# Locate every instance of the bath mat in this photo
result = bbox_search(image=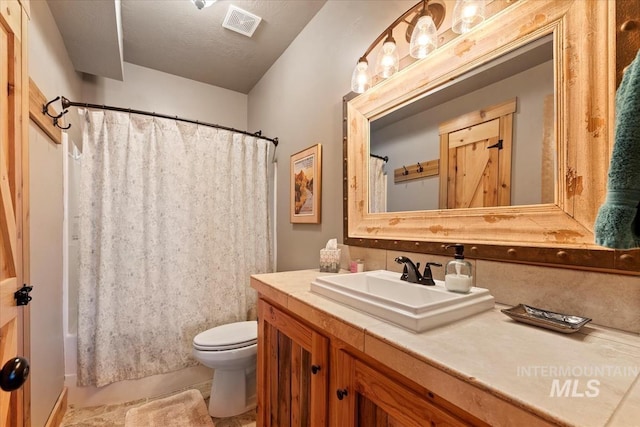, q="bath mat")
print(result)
[124,389,214,427]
